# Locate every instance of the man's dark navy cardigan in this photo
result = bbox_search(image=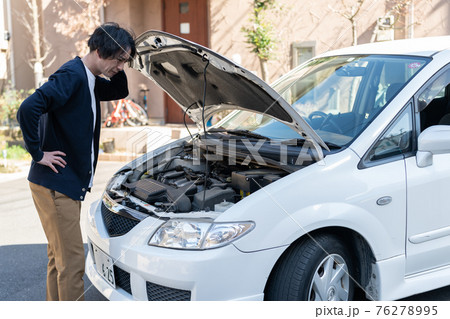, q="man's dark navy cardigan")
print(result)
[17,57,129,201]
